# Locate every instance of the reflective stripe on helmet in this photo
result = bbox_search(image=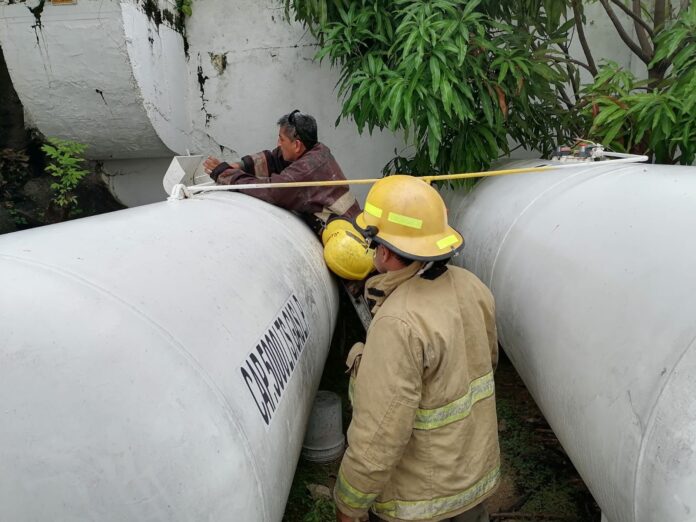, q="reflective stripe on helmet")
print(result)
[365,202,383,218]
[387,212,423,230]
[436,234,460,250]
